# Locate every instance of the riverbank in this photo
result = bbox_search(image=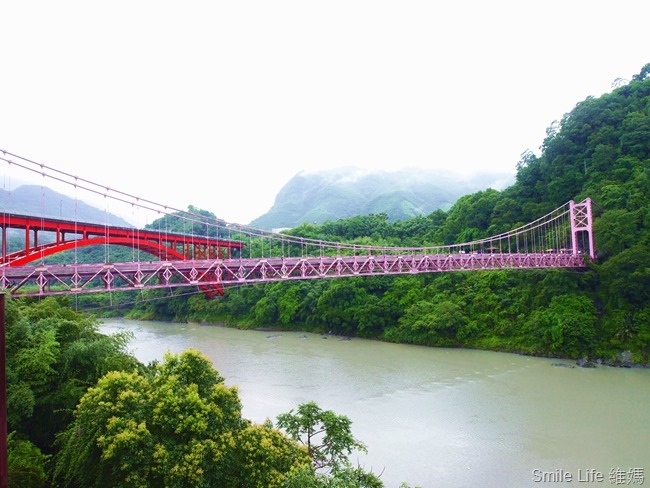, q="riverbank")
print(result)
[154,316,650,369]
